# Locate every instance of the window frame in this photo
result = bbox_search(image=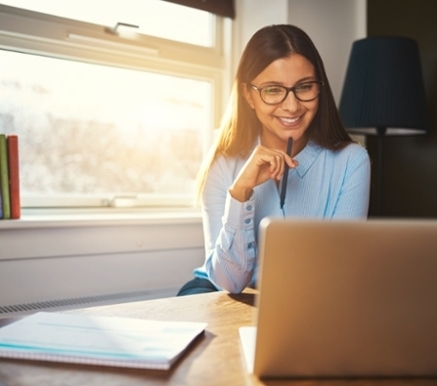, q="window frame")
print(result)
[0,4,232,210]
